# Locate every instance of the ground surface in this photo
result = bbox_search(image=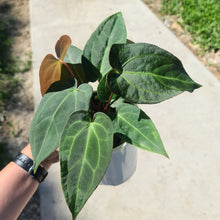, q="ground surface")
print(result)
[0,0,40,219]
[144,0,220,80]
[0,0,219,220]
